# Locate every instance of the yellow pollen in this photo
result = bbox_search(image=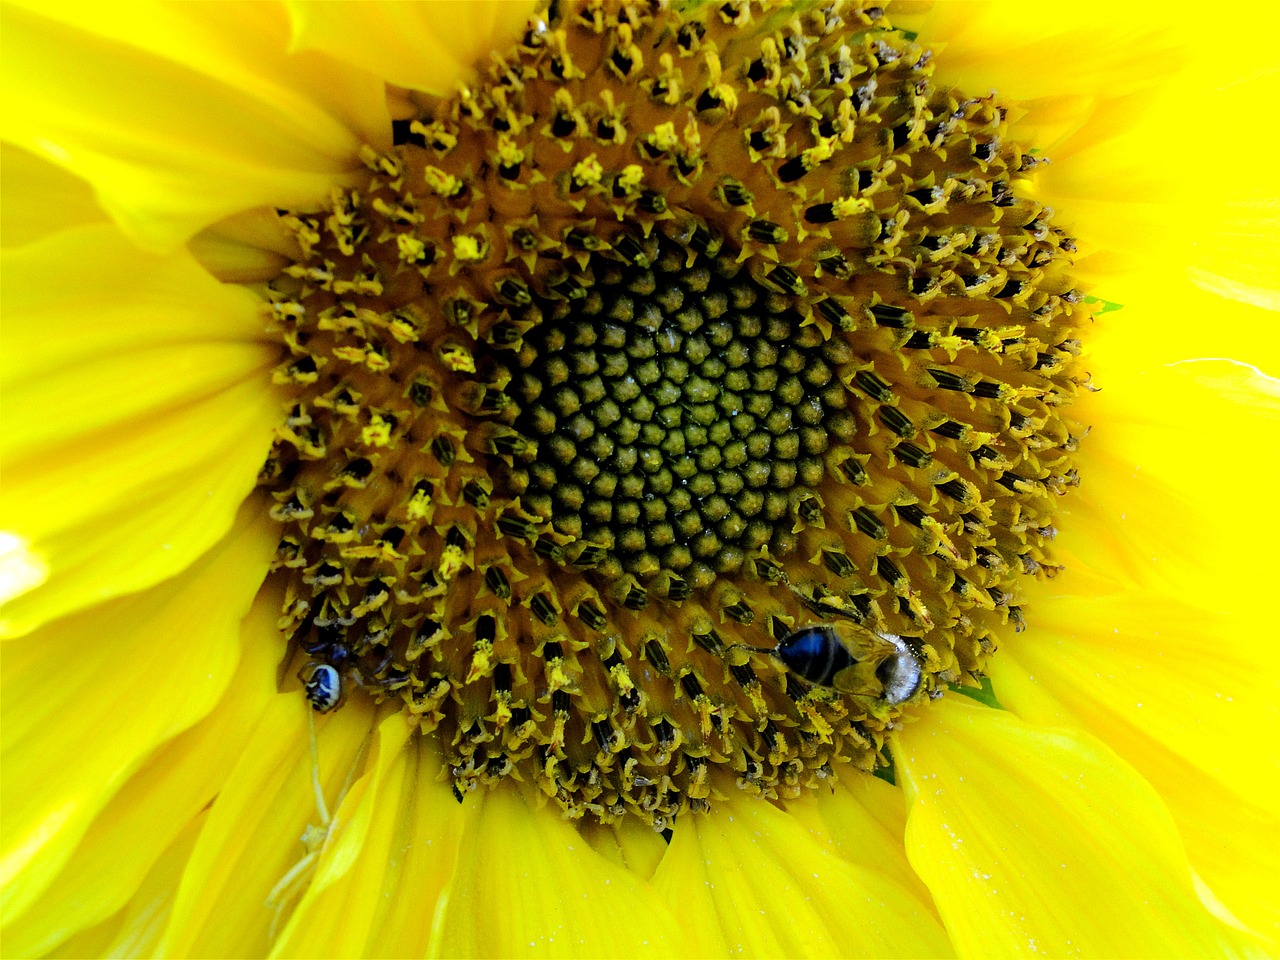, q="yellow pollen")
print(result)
[571,154,604,187]
[450,235,486,263]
